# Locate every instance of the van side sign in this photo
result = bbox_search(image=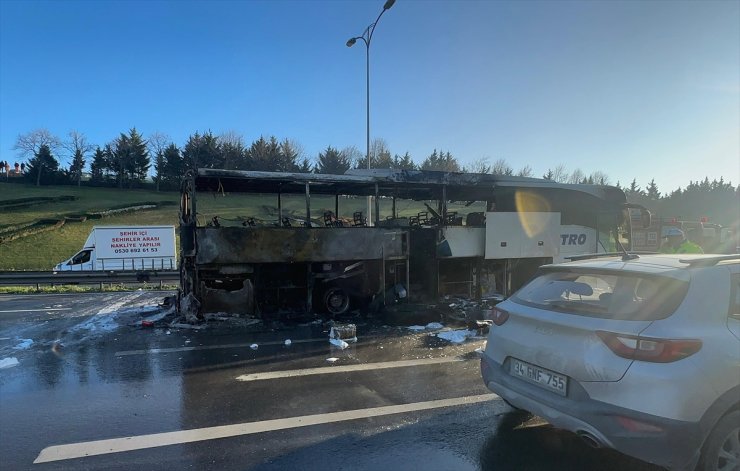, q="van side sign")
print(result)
[561,234,587,245]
